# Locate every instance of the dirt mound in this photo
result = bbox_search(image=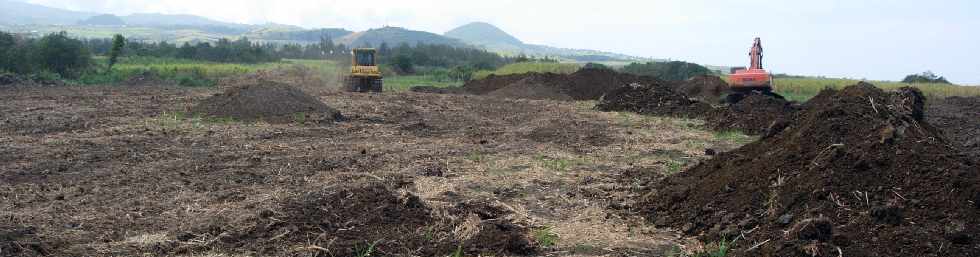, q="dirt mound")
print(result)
[171,183,536,256]
[421,68,665,101]
[675,75,730,103]
[644,83,980,257]
[486,73,573,100]
[707,93,800,135]
[595,83,712,117]
[561,68,662,100]
[927,96,980,157]
[192,80,343,123]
